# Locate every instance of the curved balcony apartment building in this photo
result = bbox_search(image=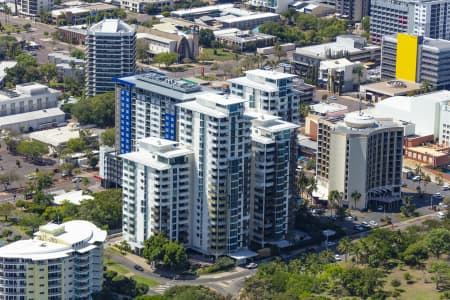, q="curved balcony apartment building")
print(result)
[86,19,136,96]
[316,113,404,210]
[0,221,106,300]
